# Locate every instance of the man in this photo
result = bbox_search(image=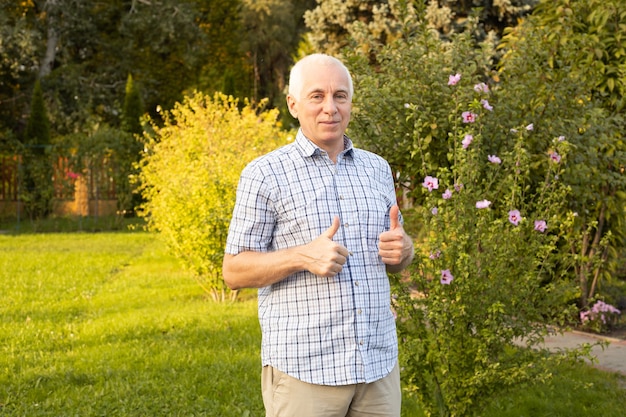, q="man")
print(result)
[223,53,414,417]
